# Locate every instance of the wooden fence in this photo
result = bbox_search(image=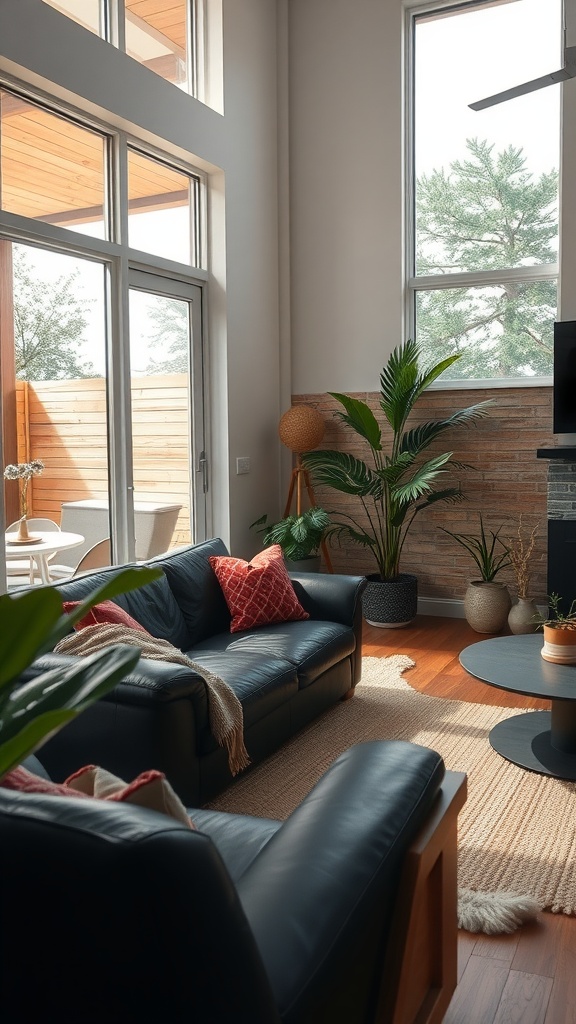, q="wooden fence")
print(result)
[15,374,192,548]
